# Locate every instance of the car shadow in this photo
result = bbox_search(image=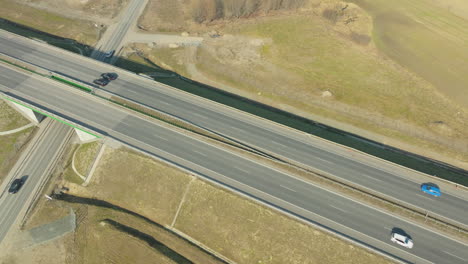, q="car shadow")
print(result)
[21,175,29,183]
[391,227,412,239]
[421,182,439,189]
